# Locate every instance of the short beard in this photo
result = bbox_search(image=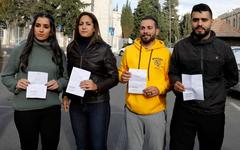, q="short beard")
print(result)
[140,35,155,45]
[192,26,211,40]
